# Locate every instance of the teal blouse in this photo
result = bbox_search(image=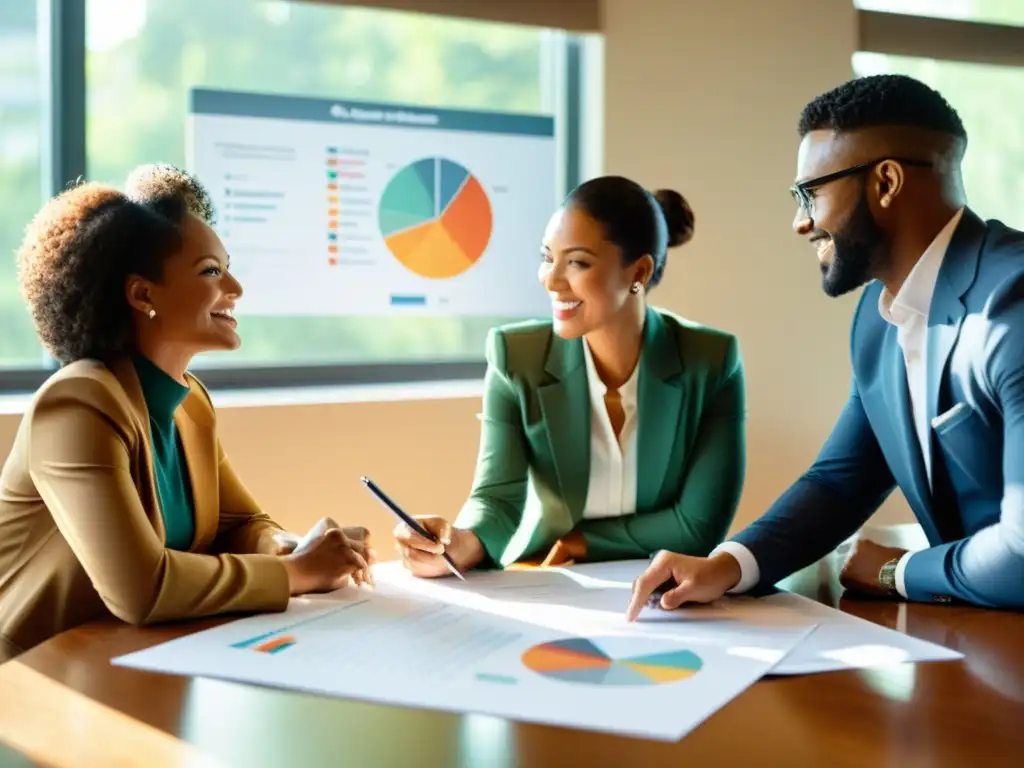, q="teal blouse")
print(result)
[132,354,196,551]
